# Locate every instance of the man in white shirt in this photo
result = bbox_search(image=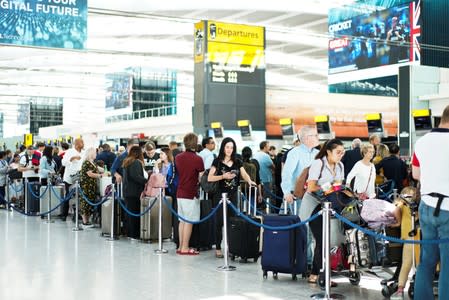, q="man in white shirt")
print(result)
[412,105,449,299]
[198,137,215,169]
[60,138,85,221]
